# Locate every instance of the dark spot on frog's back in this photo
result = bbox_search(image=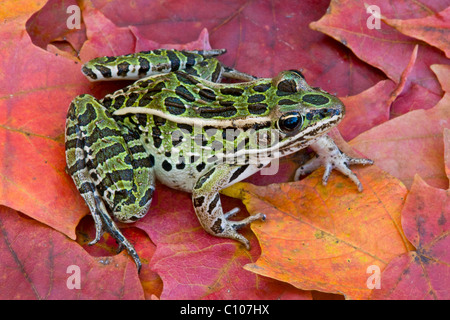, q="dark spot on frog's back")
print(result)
[220,87,244,97]
[278,99,297,105]
[253,83,271,92]
[102,96,113,108]
[164,97,186,115]
[136,114,147,127]
[302,94,330,105]
[175,71,200,85]
[102,56,116,63]
[138,79,154,88]
[175,85,195,102]
[248,103,268,115]
[110,169,134,184]
[247,94,266,103]
[219,100,235,107]
[147,81,166,95]
[199,106,237,118]
[93,142,126,166]
[67,102,77,120]
[138,92,153,106]
[199,88,217,102]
